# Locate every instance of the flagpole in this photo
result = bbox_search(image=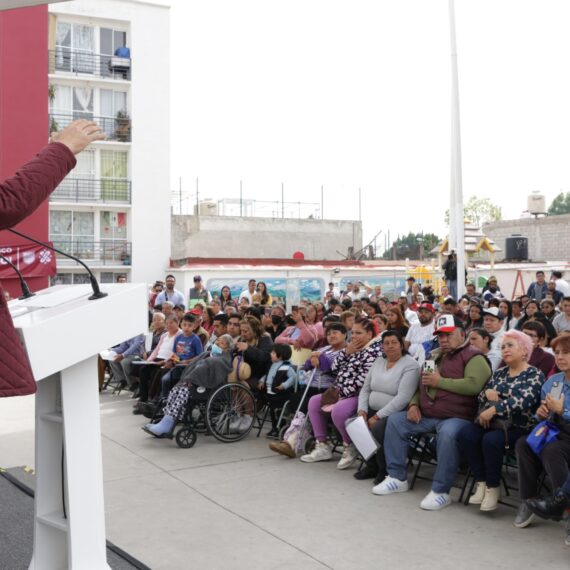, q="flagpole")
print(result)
[449,0,465,298]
